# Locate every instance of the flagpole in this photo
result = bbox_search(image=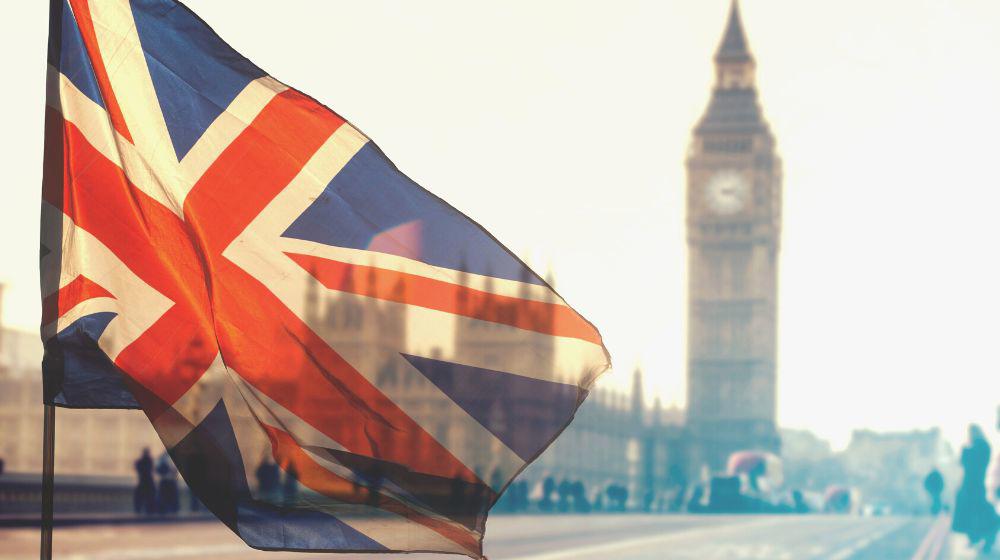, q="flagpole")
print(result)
[40,403,55,560]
